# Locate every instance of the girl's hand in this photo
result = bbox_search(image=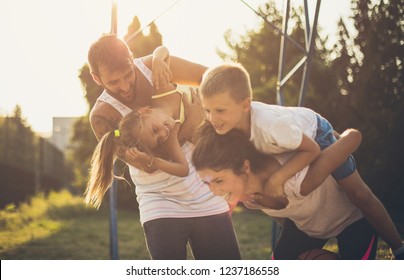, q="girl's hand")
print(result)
[125,147,153,167]
[152,56,172,90]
